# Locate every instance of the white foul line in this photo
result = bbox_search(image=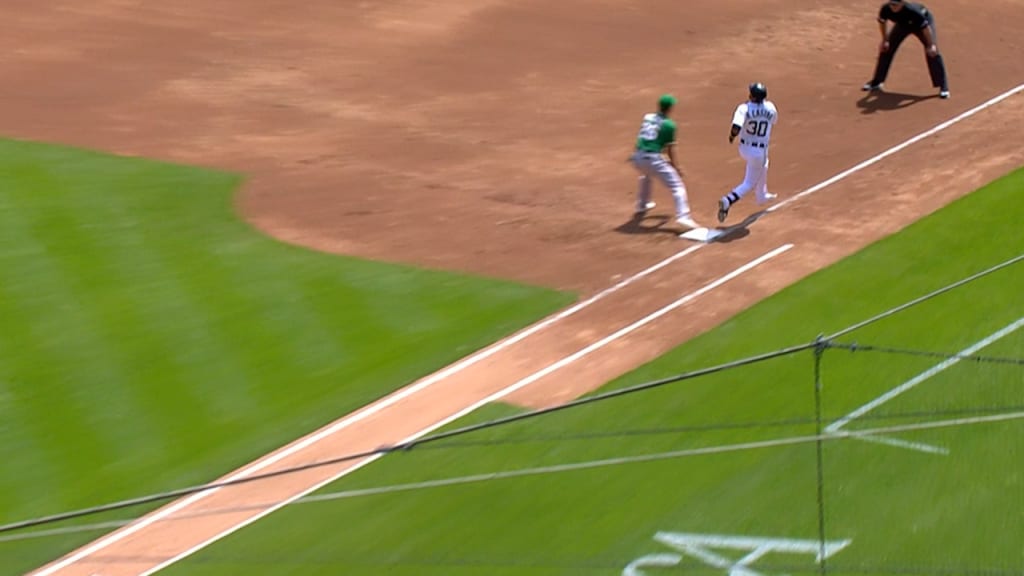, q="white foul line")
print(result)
[30,242,701,576]
[12,408,1024,546]
[848,433,948,455]
[293,410,1024,504]
[415,244,792,422]
[133,244,792,576]
[767,83,1024,213]
[36,82,1024,574]
[825,316,1024,453]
